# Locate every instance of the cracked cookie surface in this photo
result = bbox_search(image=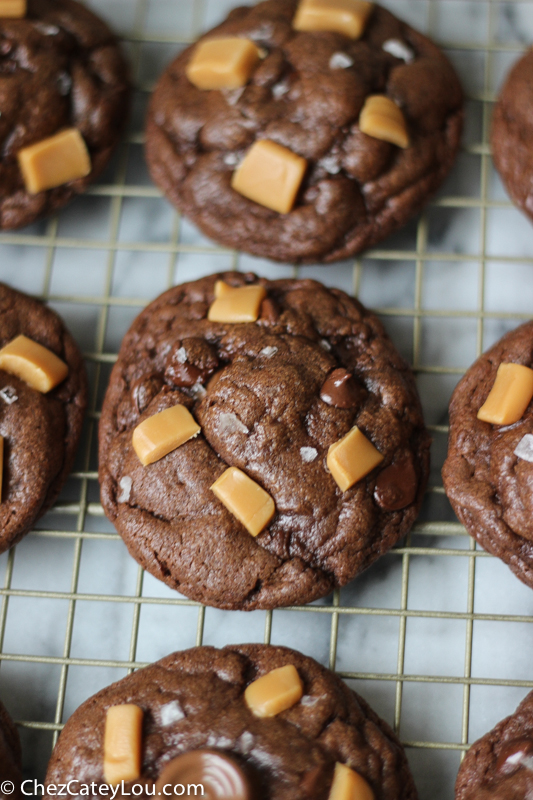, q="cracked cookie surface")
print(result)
[0,283,87,551]
[492,50,533,228]
[455,690,533,800]
[98,273,430,610]
[145,0,463,264]
[0,0,130,230]
[45,644,418,800]
[443,322,533,591]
